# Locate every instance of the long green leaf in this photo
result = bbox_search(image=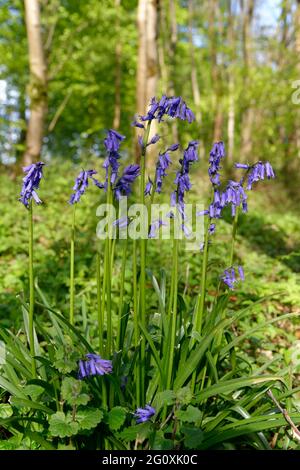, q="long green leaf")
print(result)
[195,375,284,402]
